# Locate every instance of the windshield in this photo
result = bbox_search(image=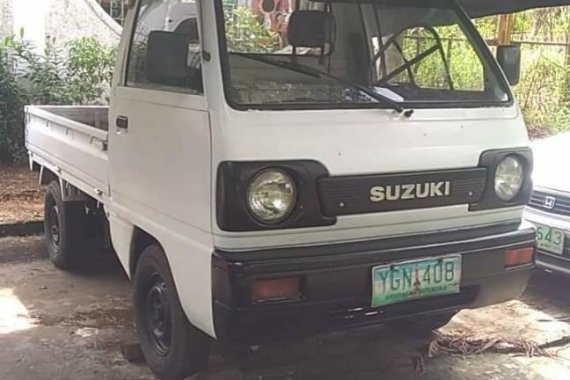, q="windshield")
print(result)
[216,0,510,110]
